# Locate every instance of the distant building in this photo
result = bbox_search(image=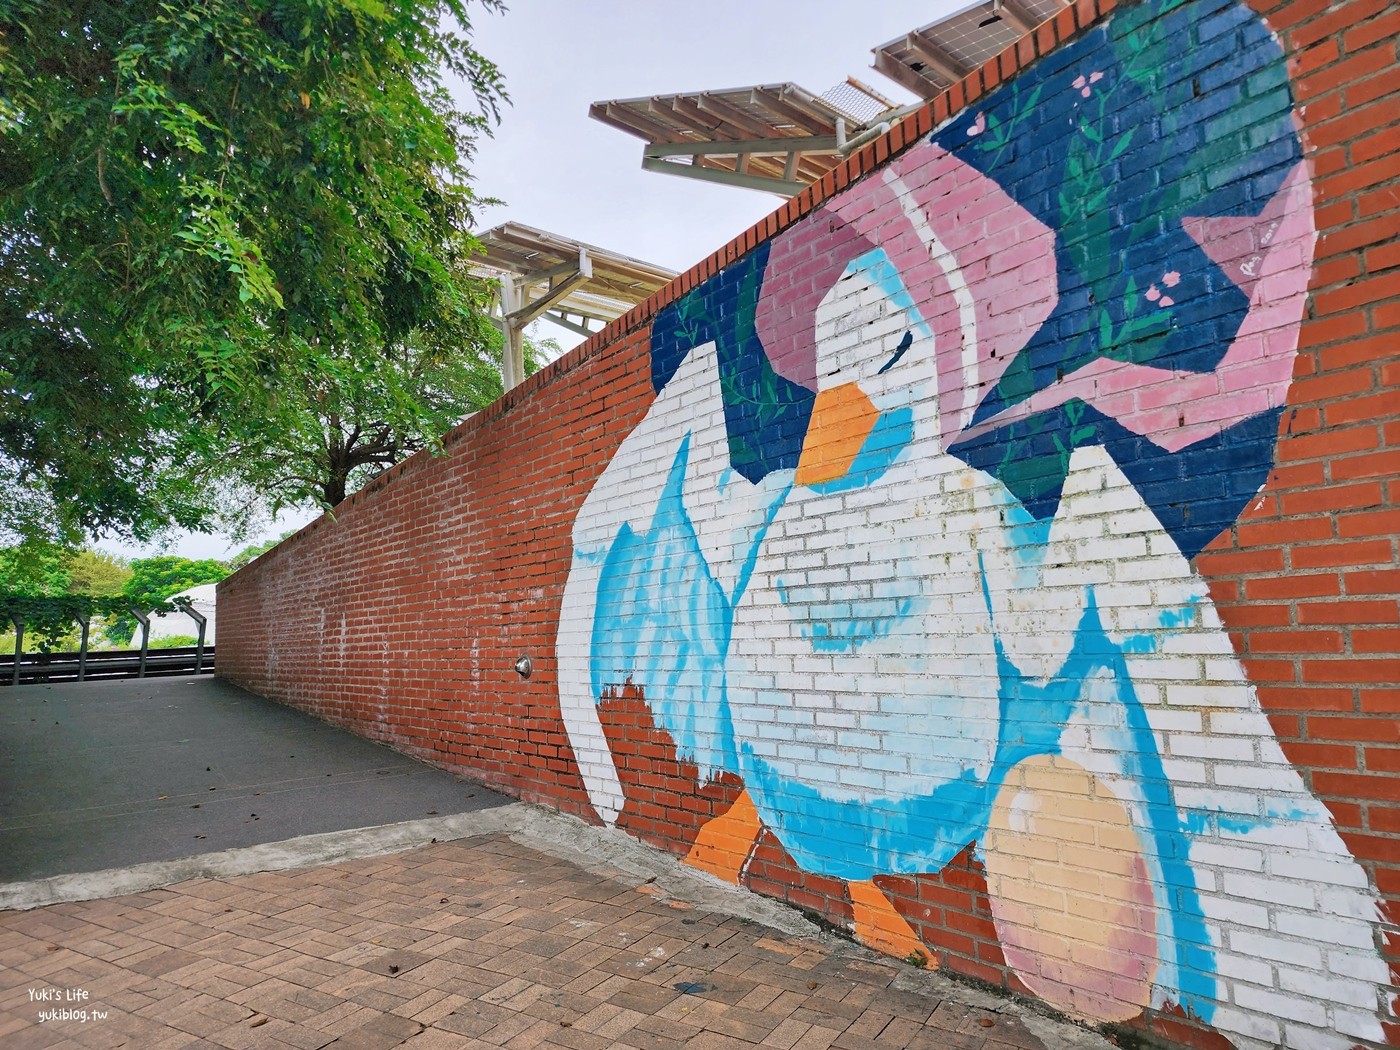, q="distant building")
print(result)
[132,583,217,646]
